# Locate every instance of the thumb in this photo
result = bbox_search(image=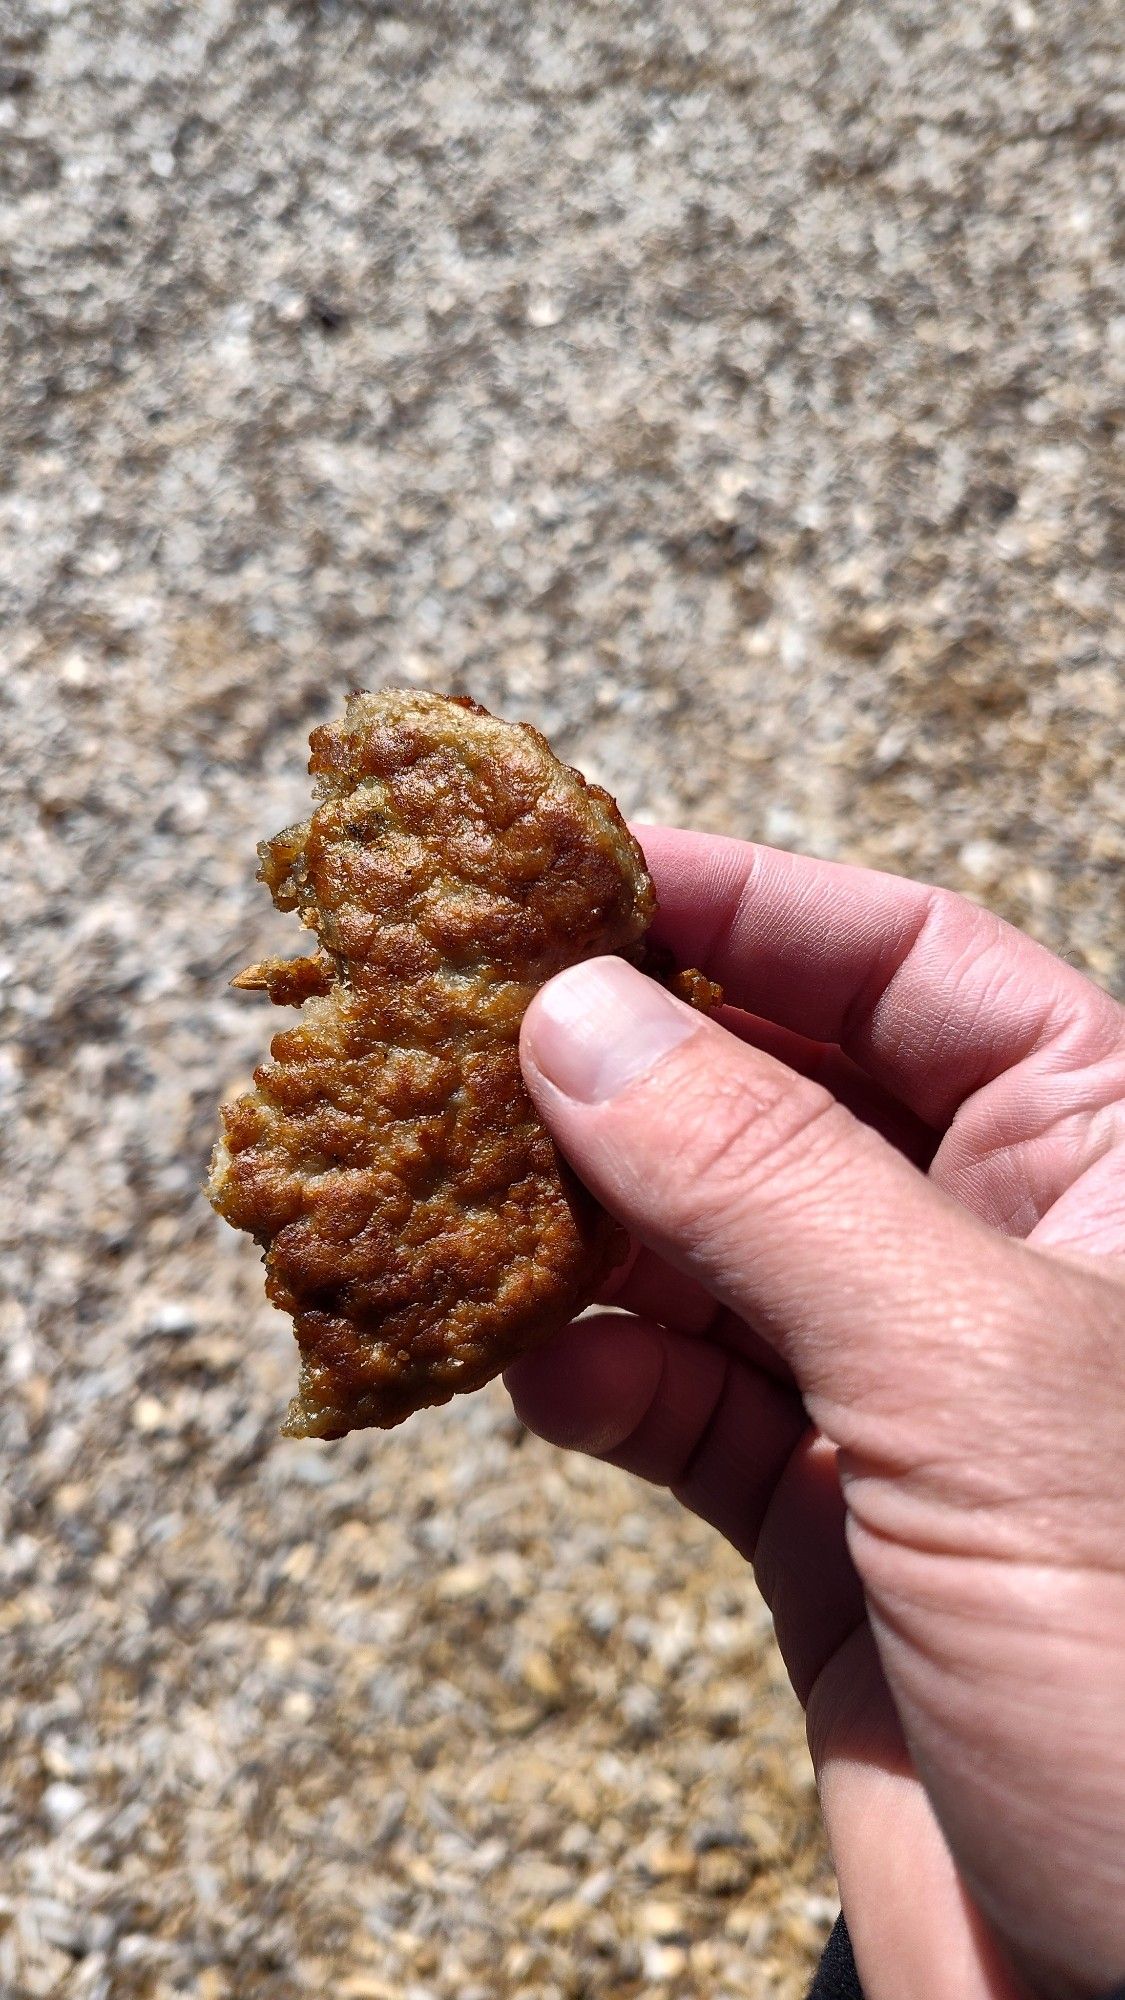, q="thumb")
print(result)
[520,955,1064,1480]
